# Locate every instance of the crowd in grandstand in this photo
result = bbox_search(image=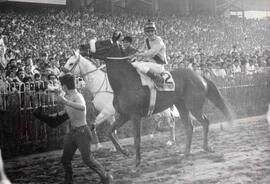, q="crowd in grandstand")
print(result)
[0,7,269,94]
